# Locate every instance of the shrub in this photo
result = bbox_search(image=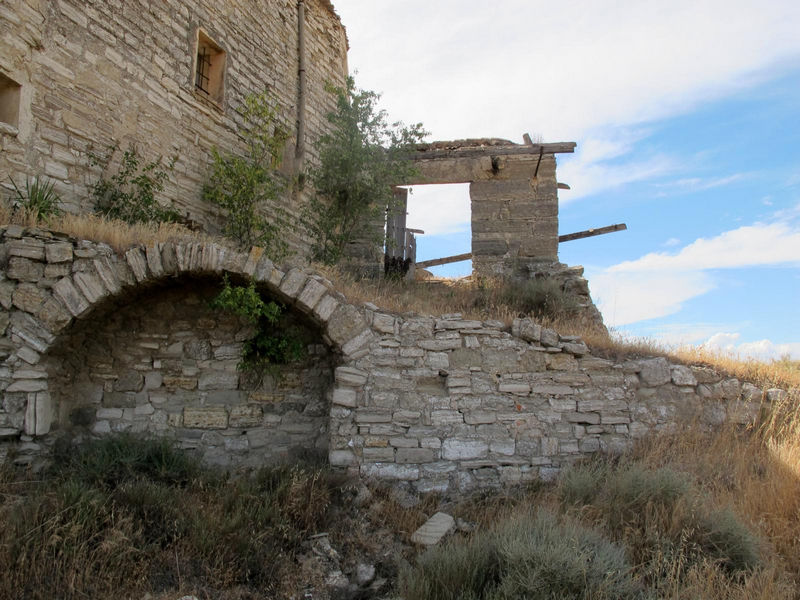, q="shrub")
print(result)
[399,508,642,600]
[50,433,200,488]
[307,76,426,266]
[89,144,179,224]
[210,276,306,376]
[499,277,577,319]
[8,176,62,220]
[203,90,290,259]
